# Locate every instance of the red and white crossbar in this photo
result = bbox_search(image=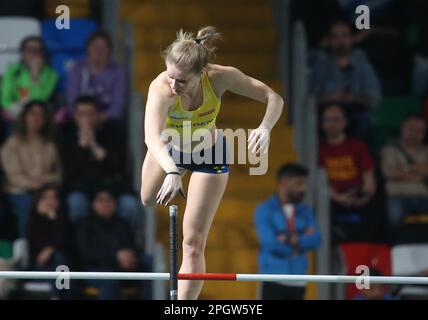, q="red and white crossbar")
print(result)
[0,272,428,285]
